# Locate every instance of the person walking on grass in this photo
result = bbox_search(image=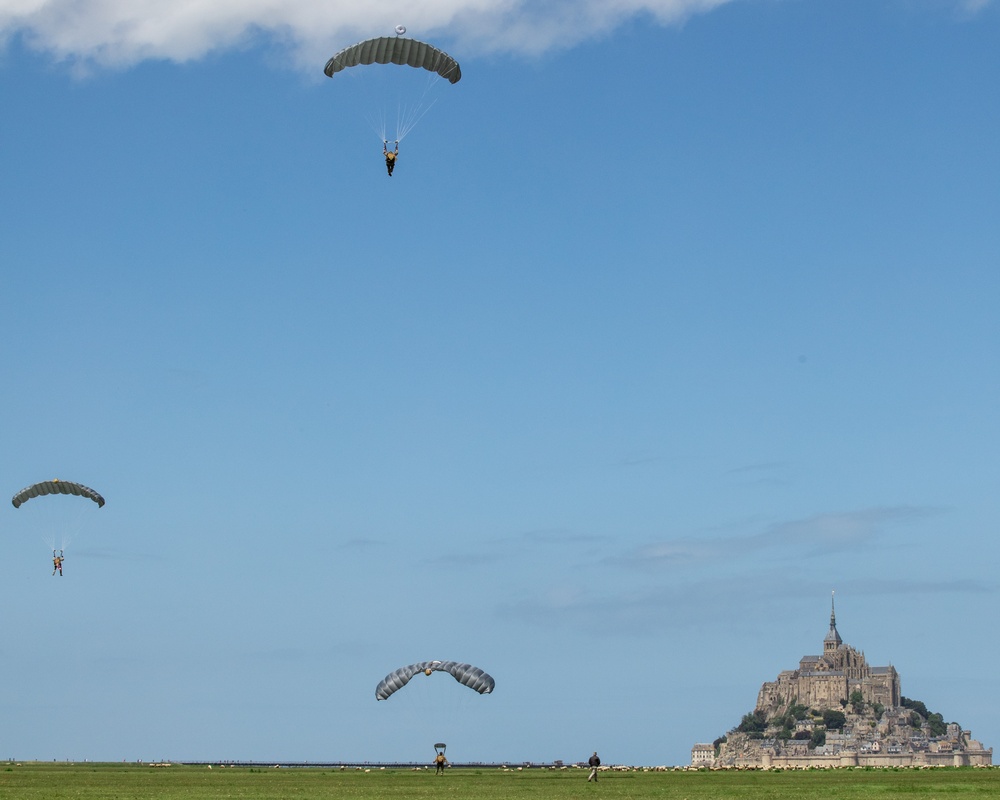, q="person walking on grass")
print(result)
[587,751,600,782]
